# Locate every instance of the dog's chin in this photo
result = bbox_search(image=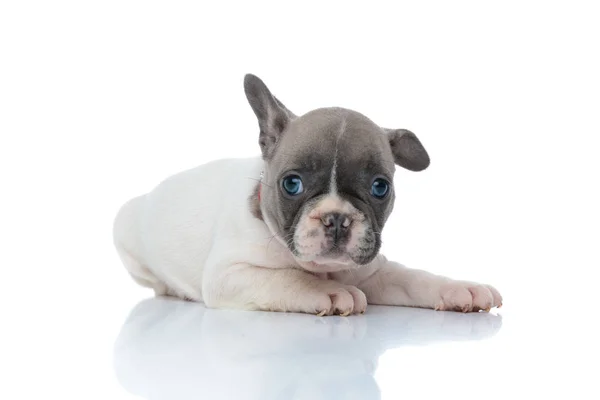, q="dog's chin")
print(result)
[295,254,356,273]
